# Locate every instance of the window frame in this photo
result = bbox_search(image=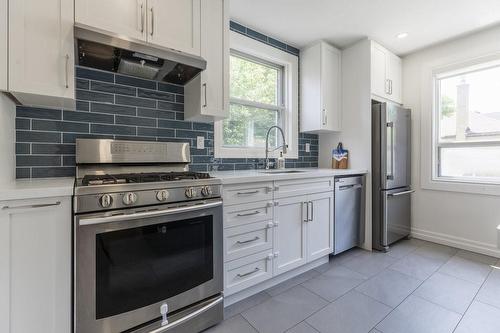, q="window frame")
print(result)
[214,31,299,159]
[420,53,500,195]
